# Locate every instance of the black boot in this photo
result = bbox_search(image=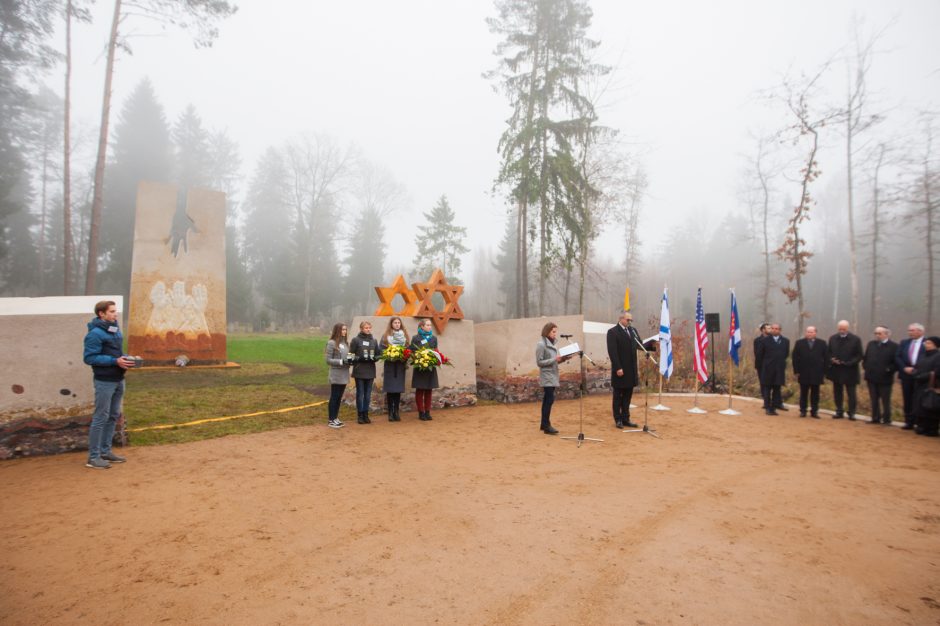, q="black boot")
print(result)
[388,402,394,421]
[357,412,367,424]
[364,411,372,424]
[425,410,433,421]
